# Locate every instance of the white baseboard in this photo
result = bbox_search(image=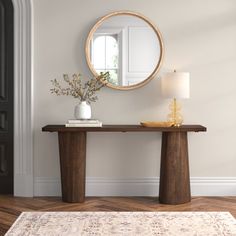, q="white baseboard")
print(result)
[34,177,236,197]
